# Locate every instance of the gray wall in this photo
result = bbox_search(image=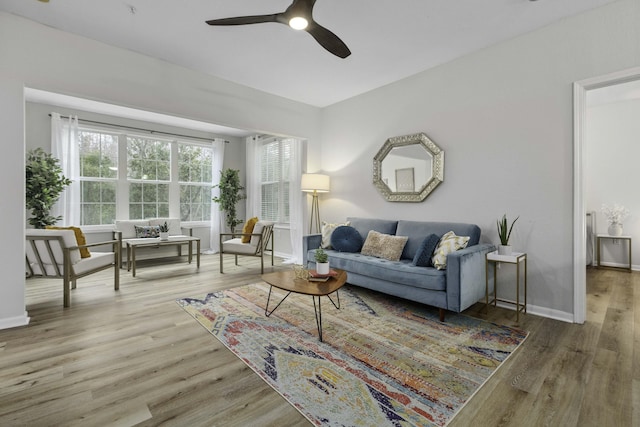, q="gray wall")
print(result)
[319,0,640,321]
